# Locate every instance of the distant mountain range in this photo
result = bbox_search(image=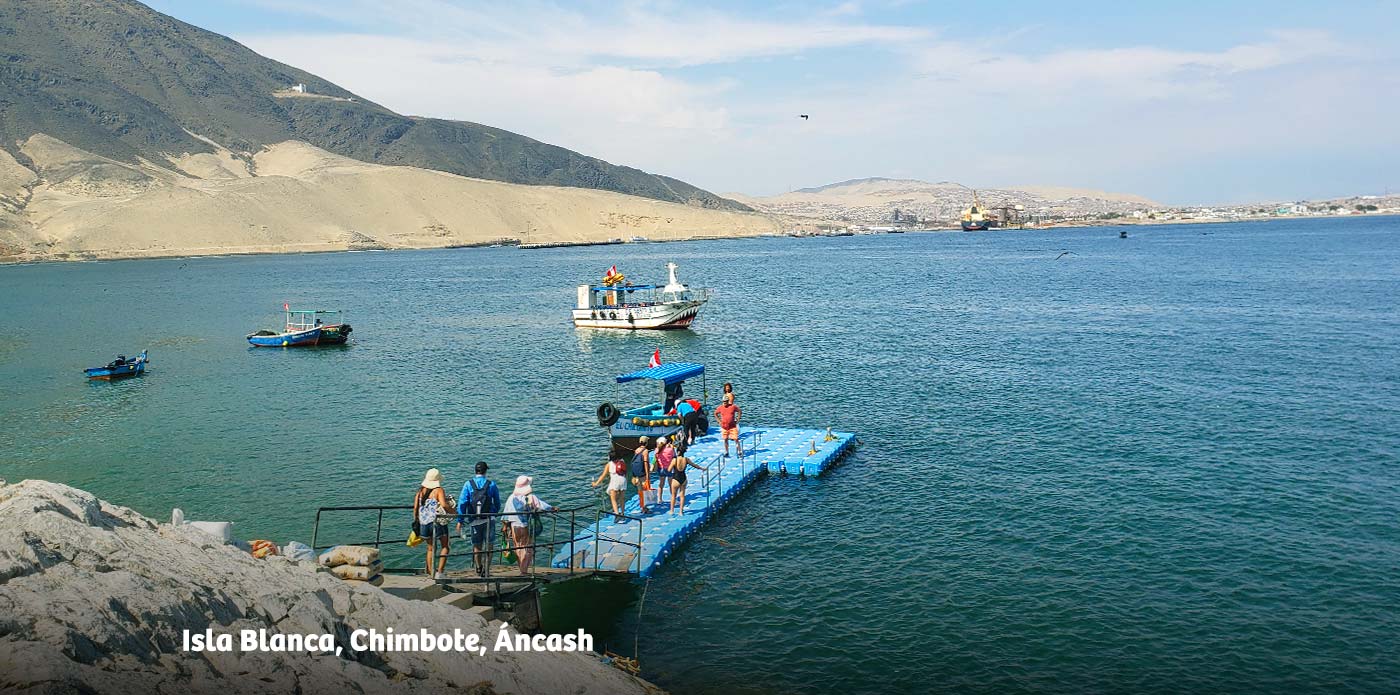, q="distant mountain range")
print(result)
[727,177,1159,223]
[0,0,745,211]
